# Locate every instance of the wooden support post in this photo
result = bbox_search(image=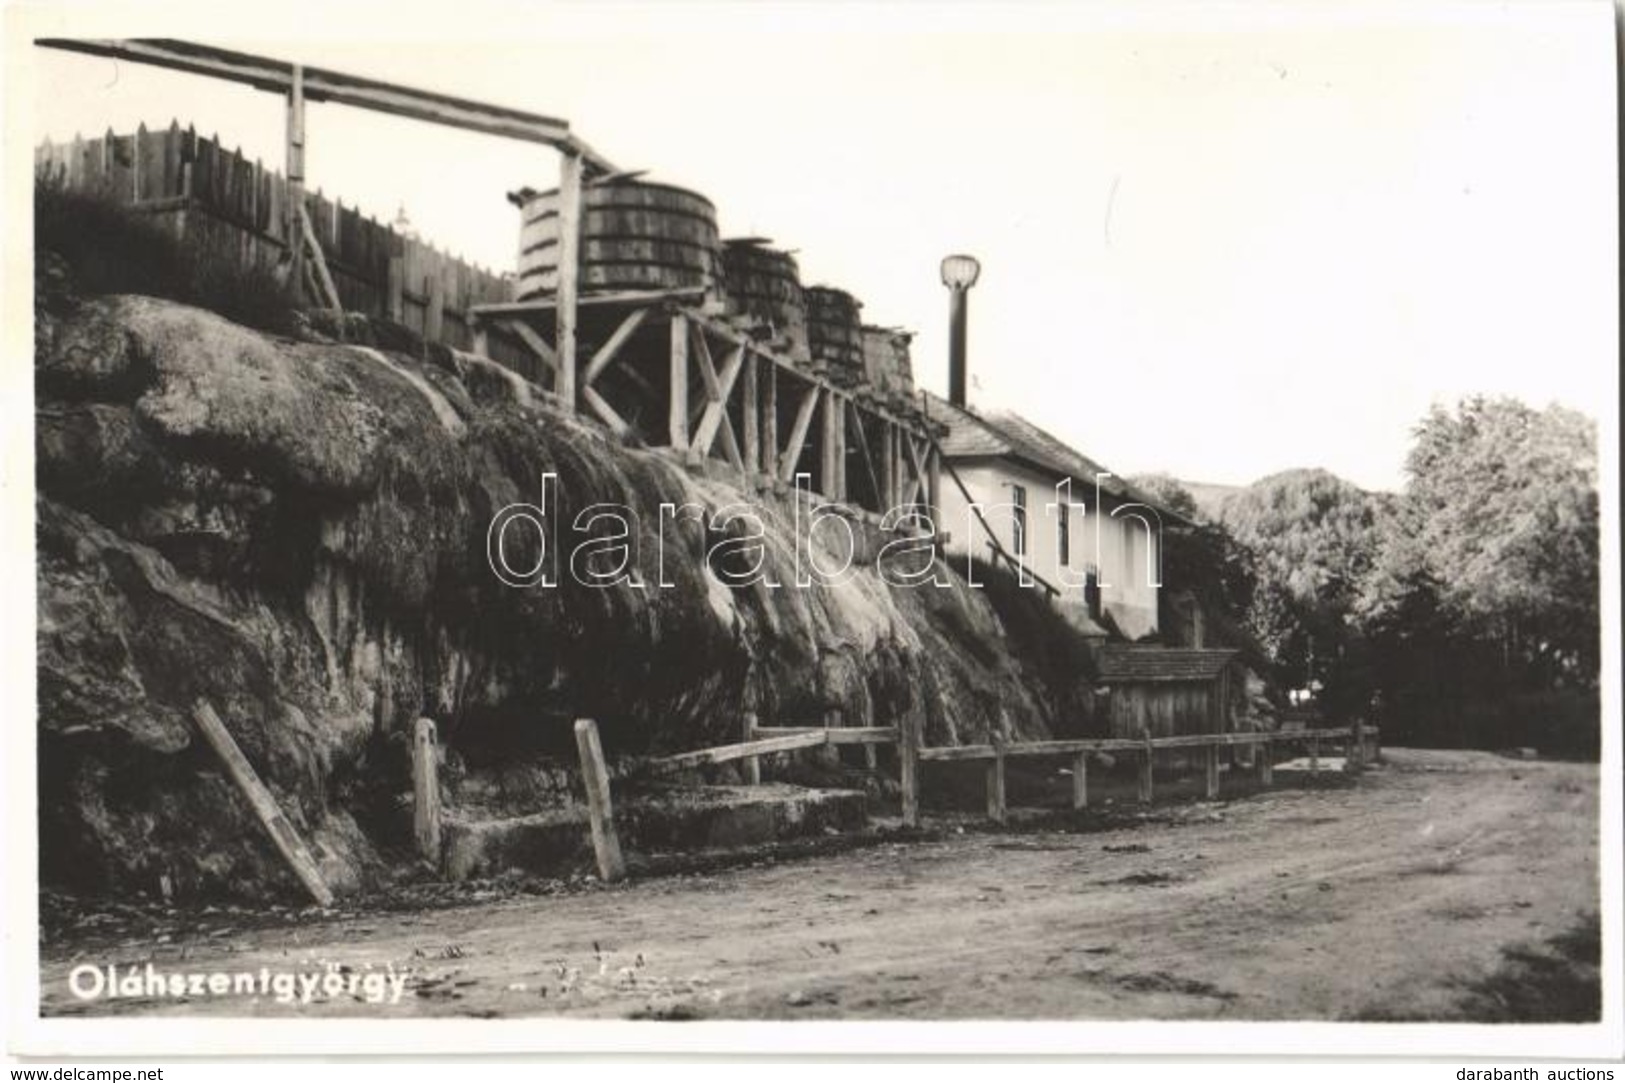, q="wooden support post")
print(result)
[190,701,334,906]
[1204,742,1221,799]
[901,711,921,828]
[863,742,878,771]
[986,747,1007,825]
[573,718,626,882]
[1259,738,1274,786]
[927,444,943,531]
[669,313,689,447]
[554,150,583,415]
[821,389,841,500]
[471,315,490,359]
[1309,735,1320,775]
[762,362,779,481]
[1350,718,1366,773]
[284,64,307,303]
[742,352,760,482]
[741,710,761,785]
[1138,727,1155,805]
[298,204,341,313]
[1072,750,1089,810]
[412,718,442,864]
